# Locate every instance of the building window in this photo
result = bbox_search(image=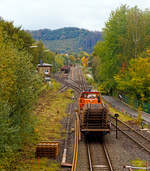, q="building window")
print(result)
[45,69,49,75]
